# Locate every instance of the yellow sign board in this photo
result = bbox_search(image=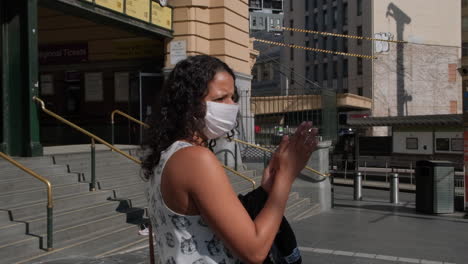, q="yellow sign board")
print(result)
[126,0,150,22]
[112,39,164,60]
[95,0,124,13]
[151,2,172,30]
[81,0,172,31]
